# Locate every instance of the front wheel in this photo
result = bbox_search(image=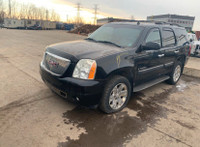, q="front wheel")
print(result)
[167,61,182,85]
[99,76,131,113]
